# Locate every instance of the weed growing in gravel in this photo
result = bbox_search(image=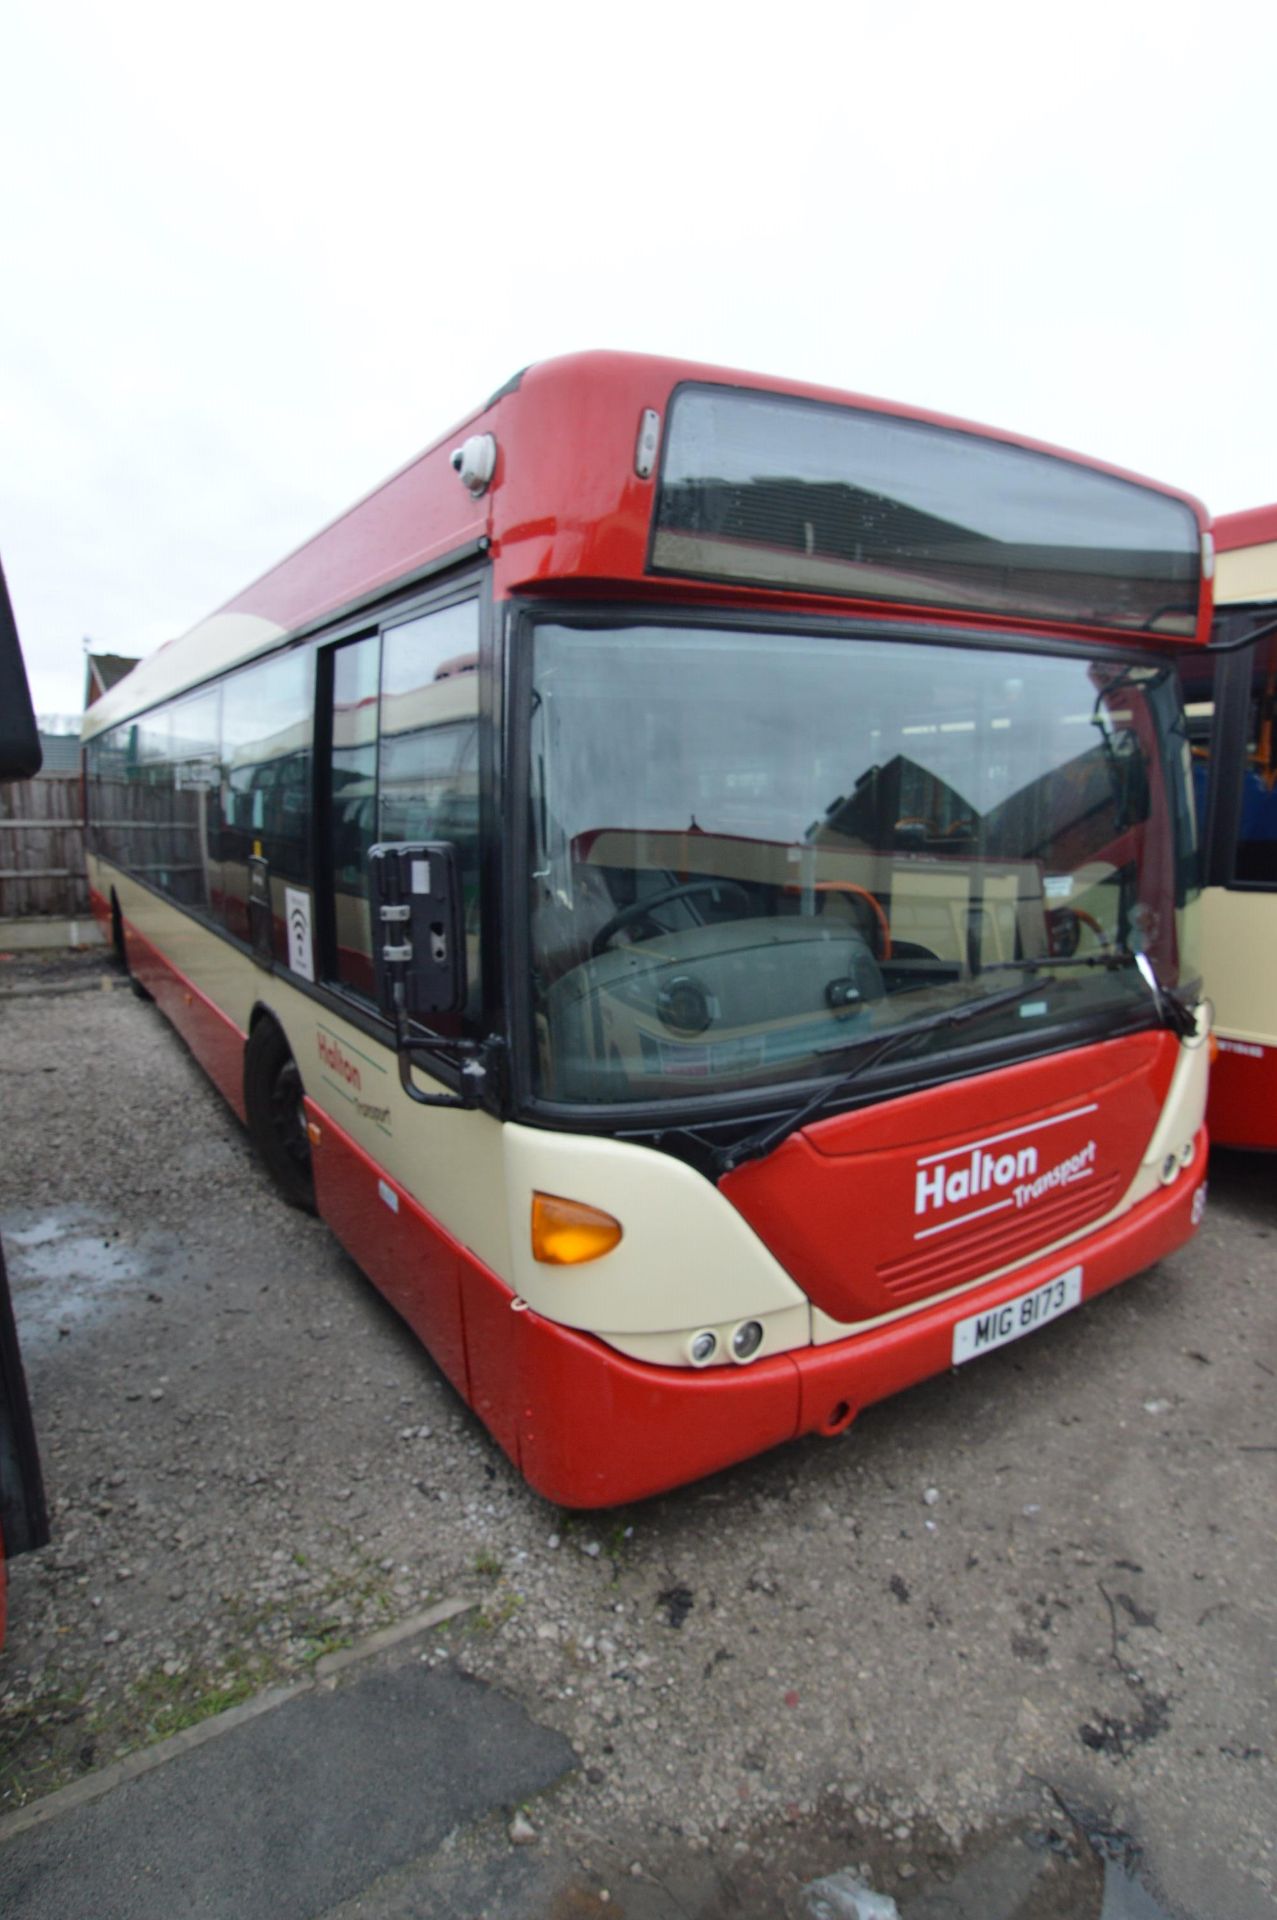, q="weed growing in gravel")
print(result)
[114,1659,266,1744]
[476,1588,524,1632]
[294,1622,353,1667]
[0,1684,89,1810]
[603,1522,635,1576]
[313,1537,397,1624]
